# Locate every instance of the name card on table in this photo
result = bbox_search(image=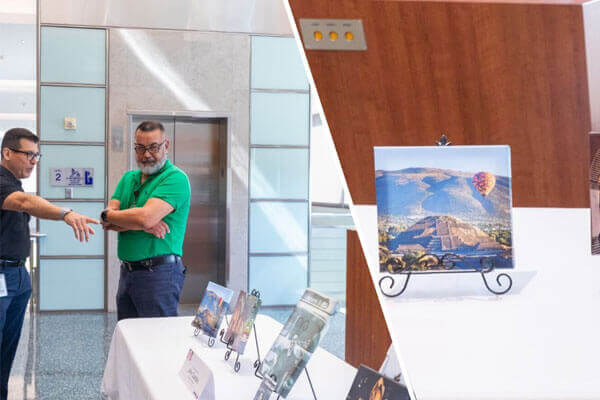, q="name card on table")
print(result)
[179,349,215,400]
